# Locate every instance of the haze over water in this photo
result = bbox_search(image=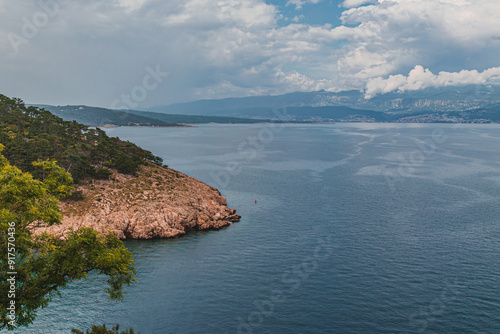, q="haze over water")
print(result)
[16,124,500,333]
